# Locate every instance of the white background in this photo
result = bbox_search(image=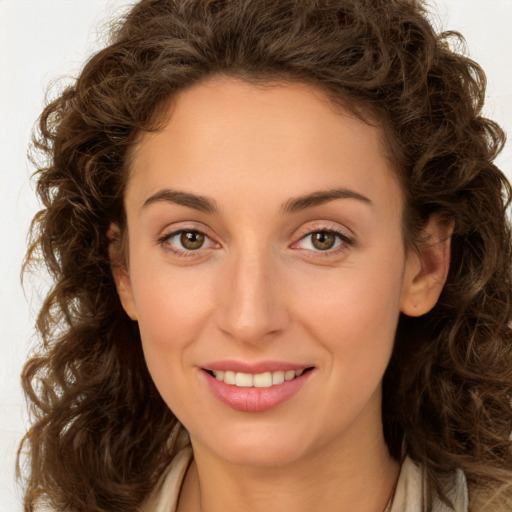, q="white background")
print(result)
[1,1,511,510]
